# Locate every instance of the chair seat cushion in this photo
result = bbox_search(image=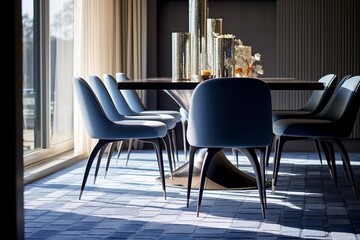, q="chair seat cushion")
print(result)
[104,120,168,140]
[140,110,182,122]
[272,110,312,122]
[124,114,177,129]
[273,118,345,138]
